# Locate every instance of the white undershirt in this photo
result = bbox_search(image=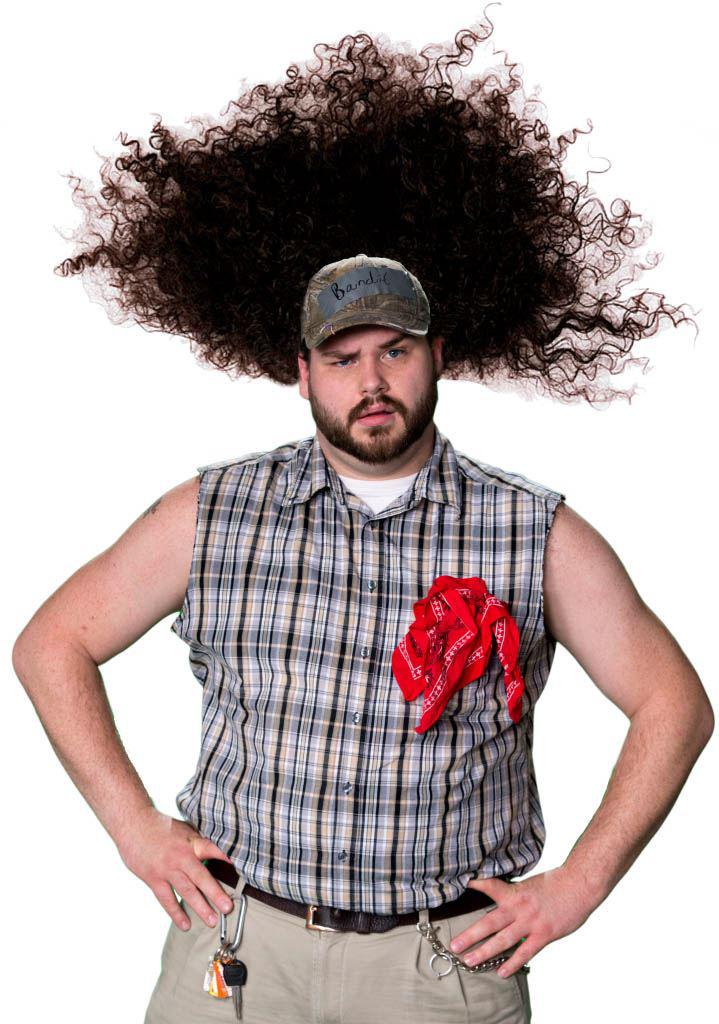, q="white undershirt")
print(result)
[337,471,419,514]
